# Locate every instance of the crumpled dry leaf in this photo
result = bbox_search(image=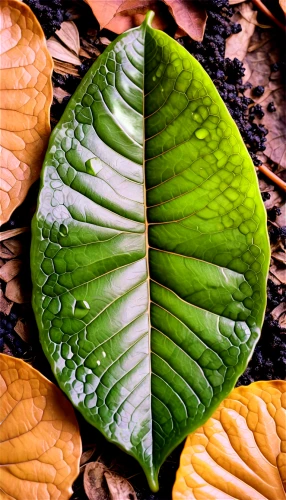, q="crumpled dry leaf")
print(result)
[84,461,137,500]
[47,37,81,65]
[55,21,80,55]
[0,0,53,225]
[173,380,286,500]
[0,289,13,315]
[242,29,286,168]
[85,0,168,34]
[164,0,207,41]
[225,2,257,61]
[85,0,207,40]
[0,354,82,500]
